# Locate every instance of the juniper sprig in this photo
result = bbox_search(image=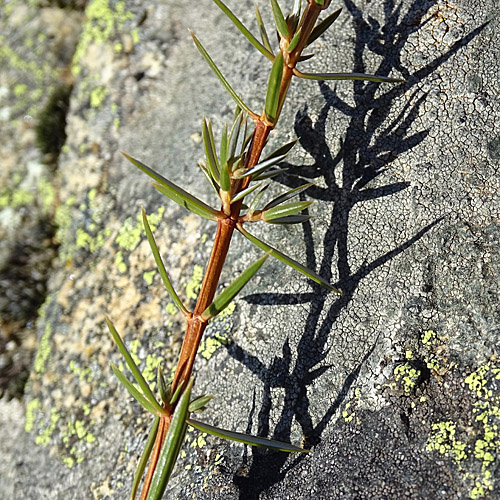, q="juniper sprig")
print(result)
[106,1,403,498]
